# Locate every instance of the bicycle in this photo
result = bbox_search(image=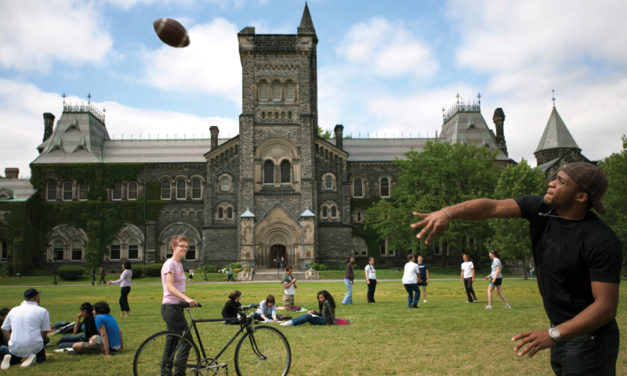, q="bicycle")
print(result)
[133,303,291,376]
